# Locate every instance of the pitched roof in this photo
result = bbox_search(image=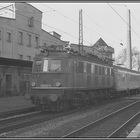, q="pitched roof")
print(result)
[92,37,114,53]
[93,37,108,48]
[0,16,15,20]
